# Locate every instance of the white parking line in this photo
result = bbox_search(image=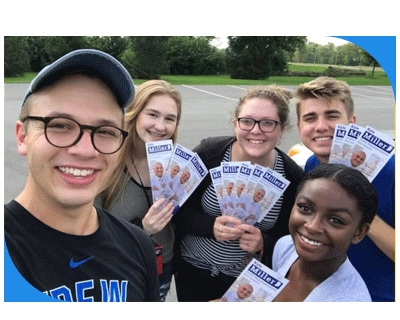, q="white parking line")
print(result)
[227,85,246,90]
[182,85,237,101]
